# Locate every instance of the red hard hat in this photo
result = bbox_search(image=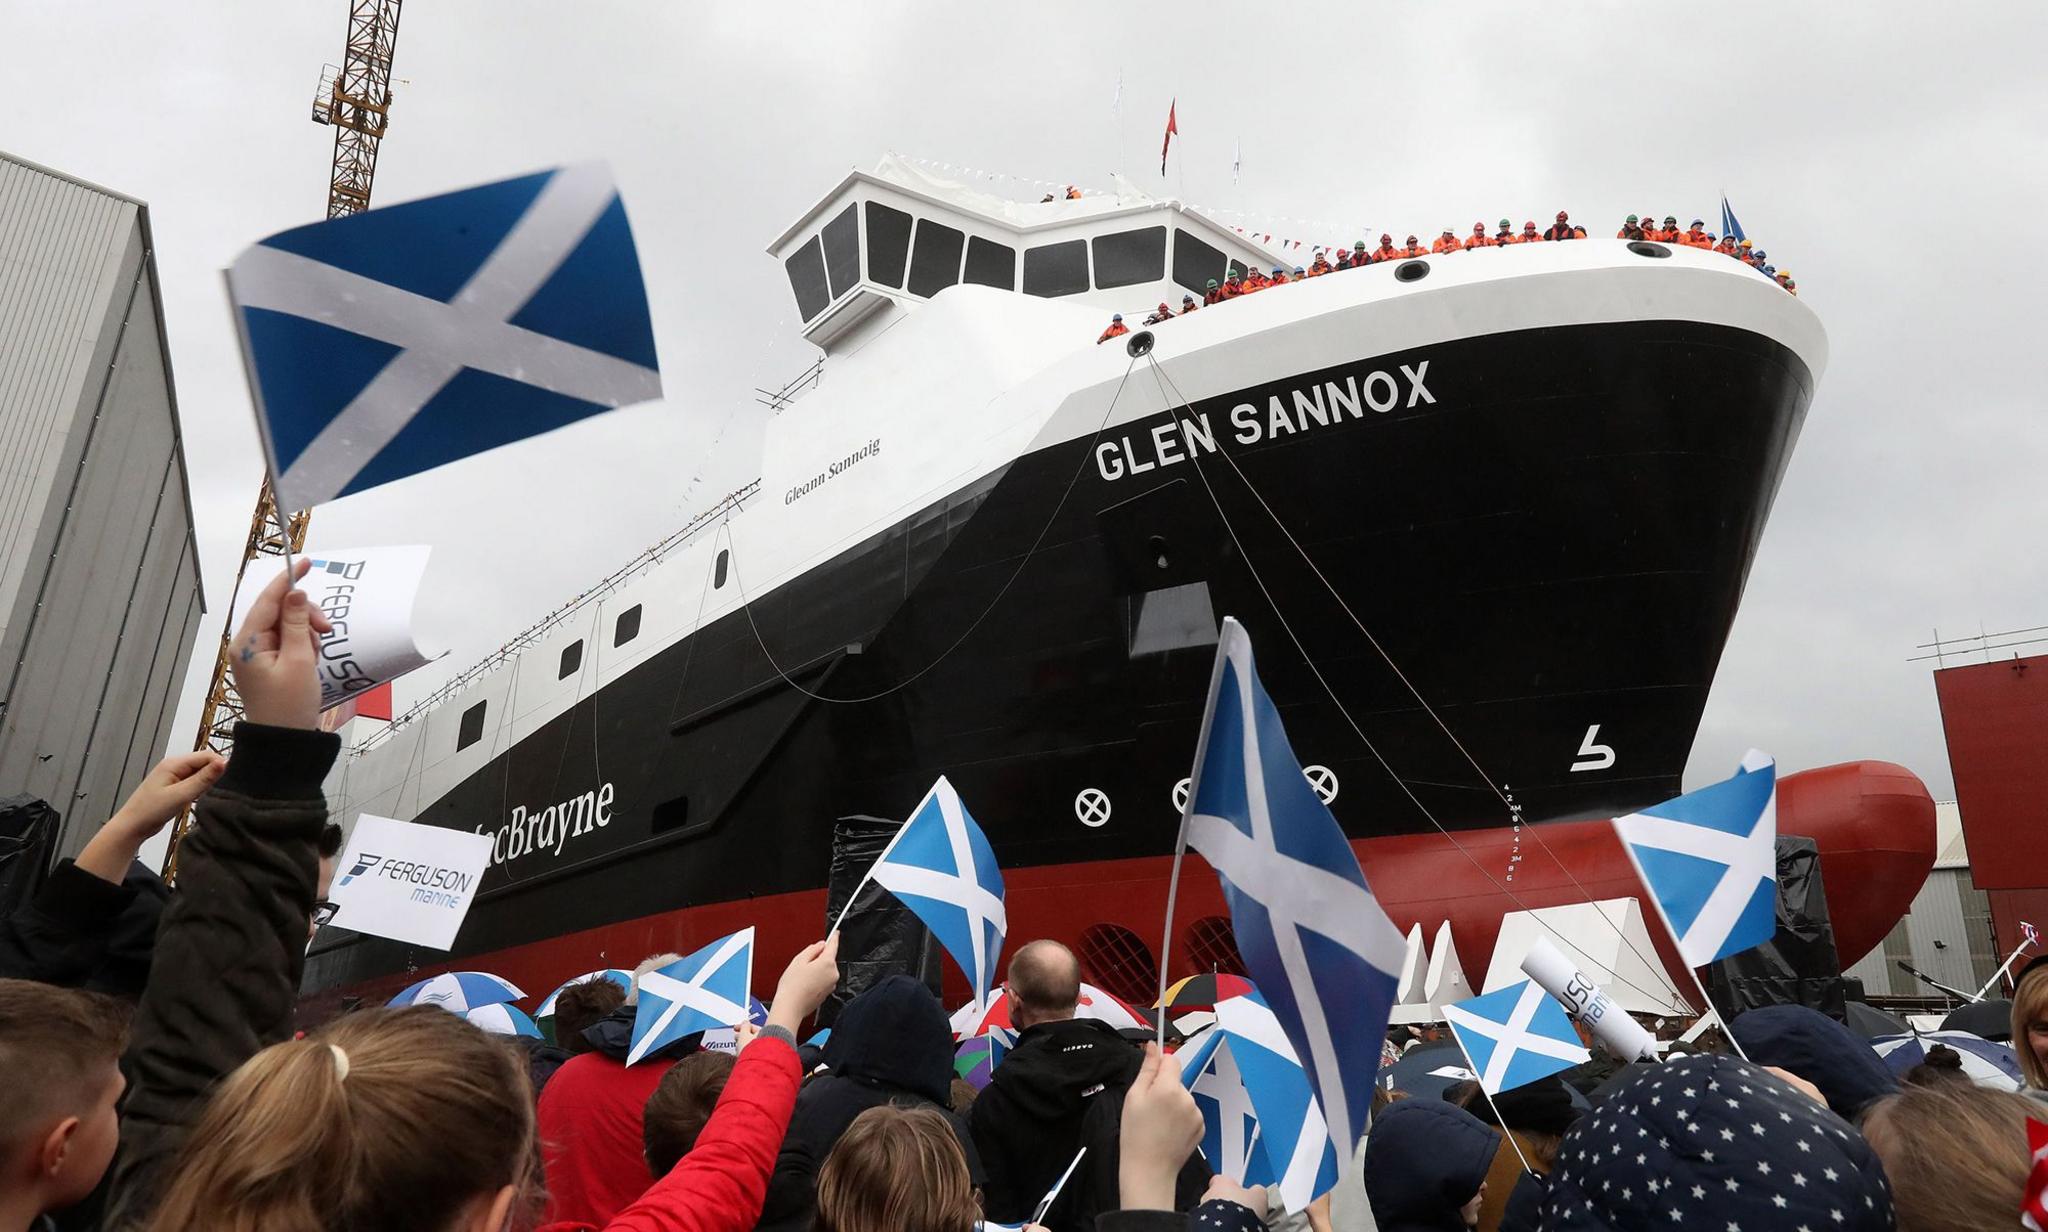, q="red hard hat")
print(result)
[1556,210,1568,220]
